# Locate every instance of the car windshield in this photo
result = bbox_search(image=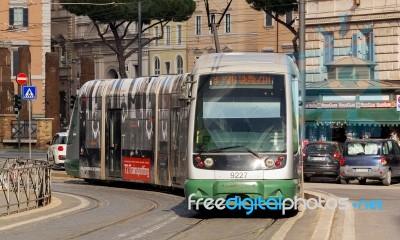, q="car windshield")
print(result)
[346,142,379,155]
[305,143,337,154]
